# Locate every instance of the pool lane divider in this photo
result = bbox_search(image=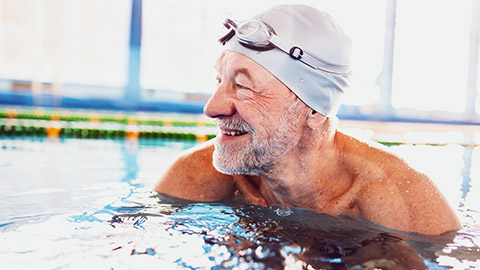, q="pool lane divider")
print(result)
[0,107,218,141]
[0,118,217,141]
[0,107,215,127]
